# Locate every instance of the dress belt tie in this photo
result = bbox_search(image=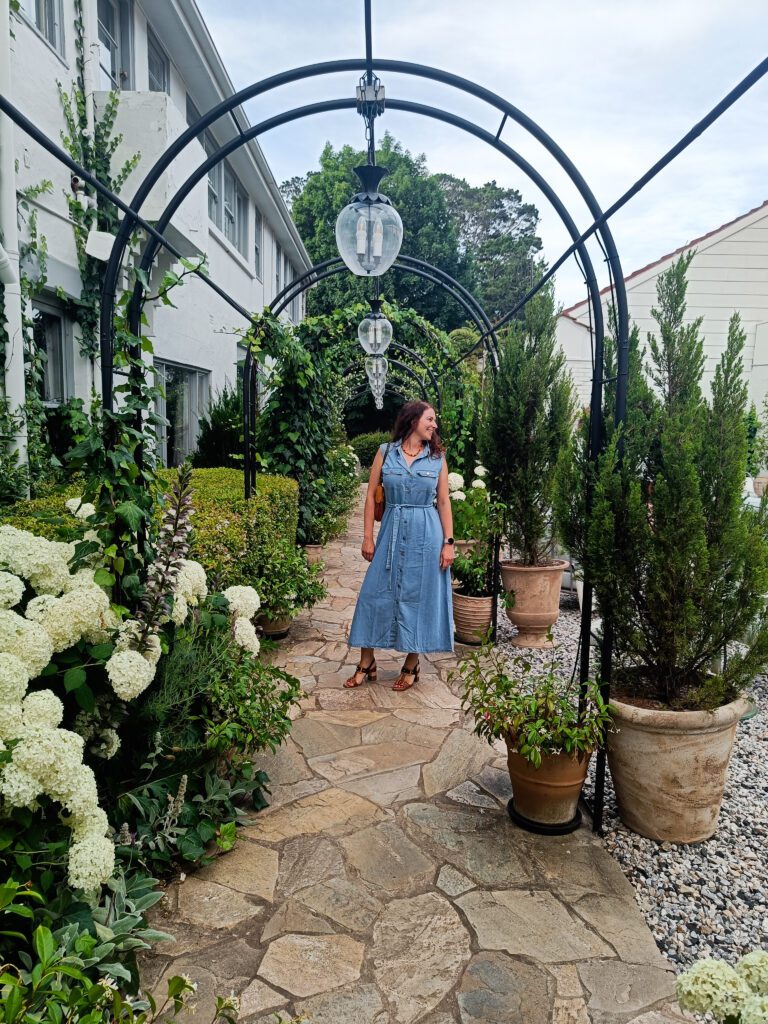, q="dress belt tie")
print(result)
[385,502,435,586]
